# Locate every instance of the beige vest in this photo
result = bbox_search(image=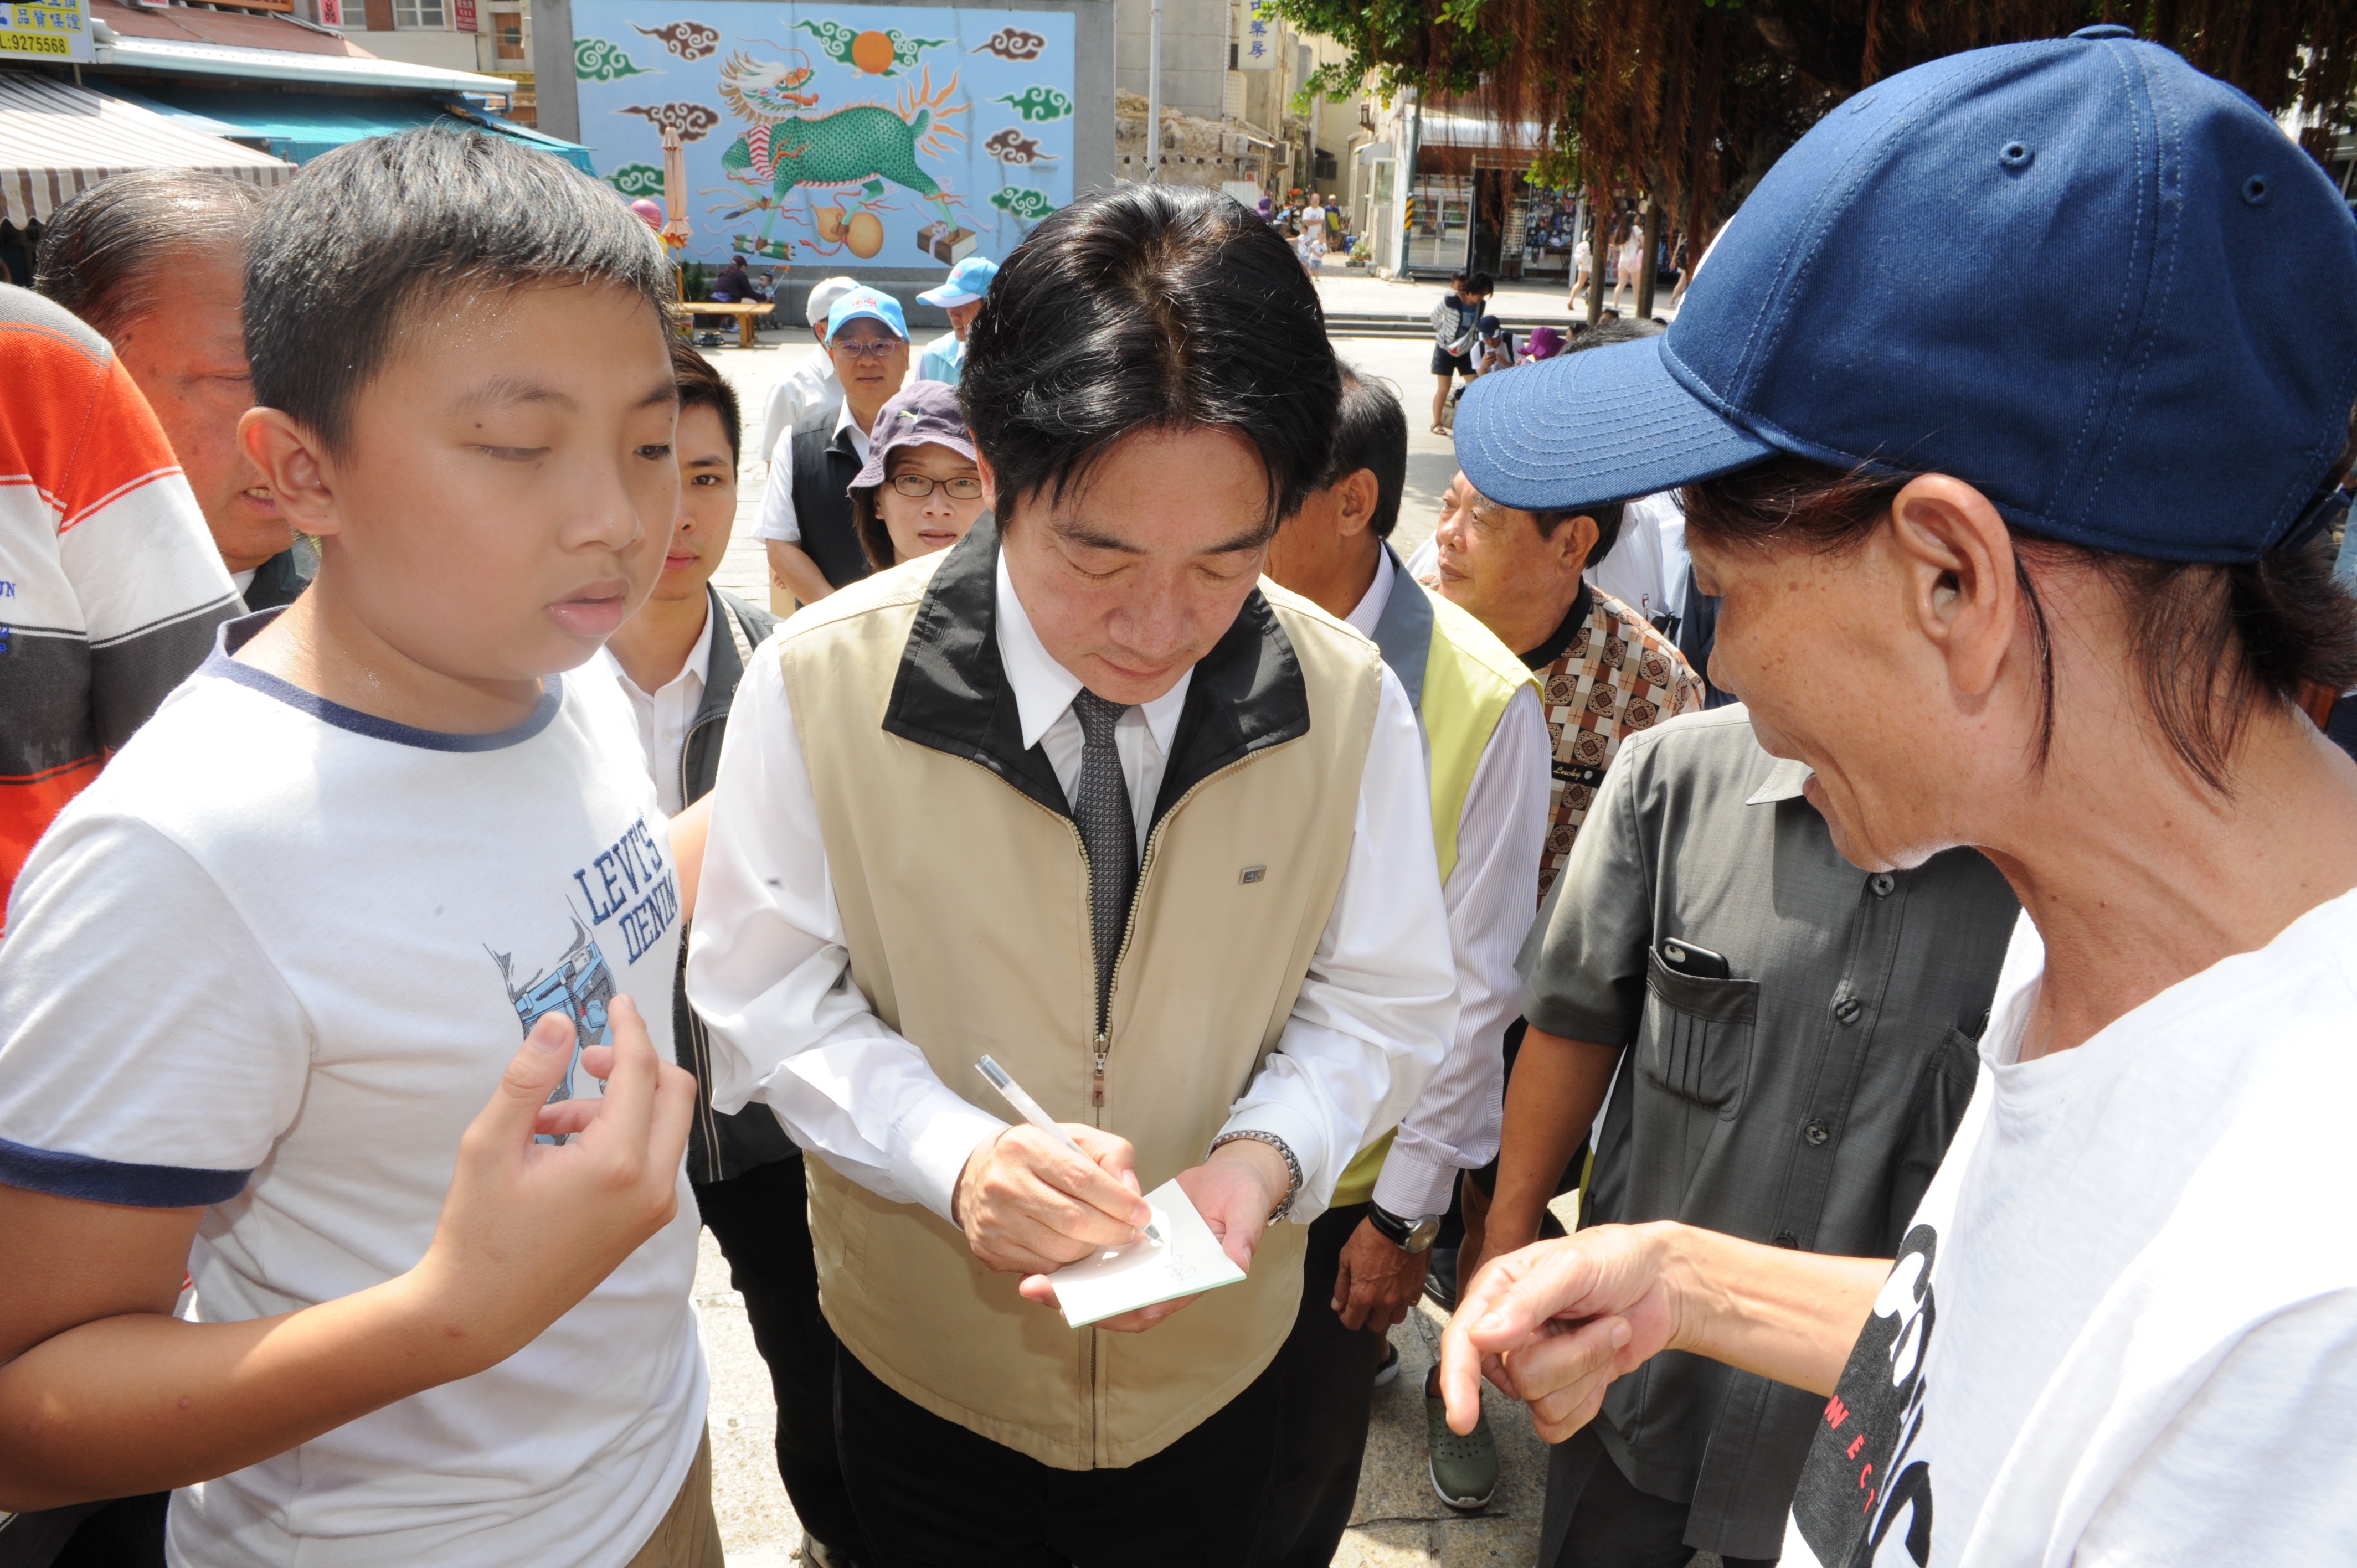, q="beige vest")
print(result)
[778,529,1383,1469]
